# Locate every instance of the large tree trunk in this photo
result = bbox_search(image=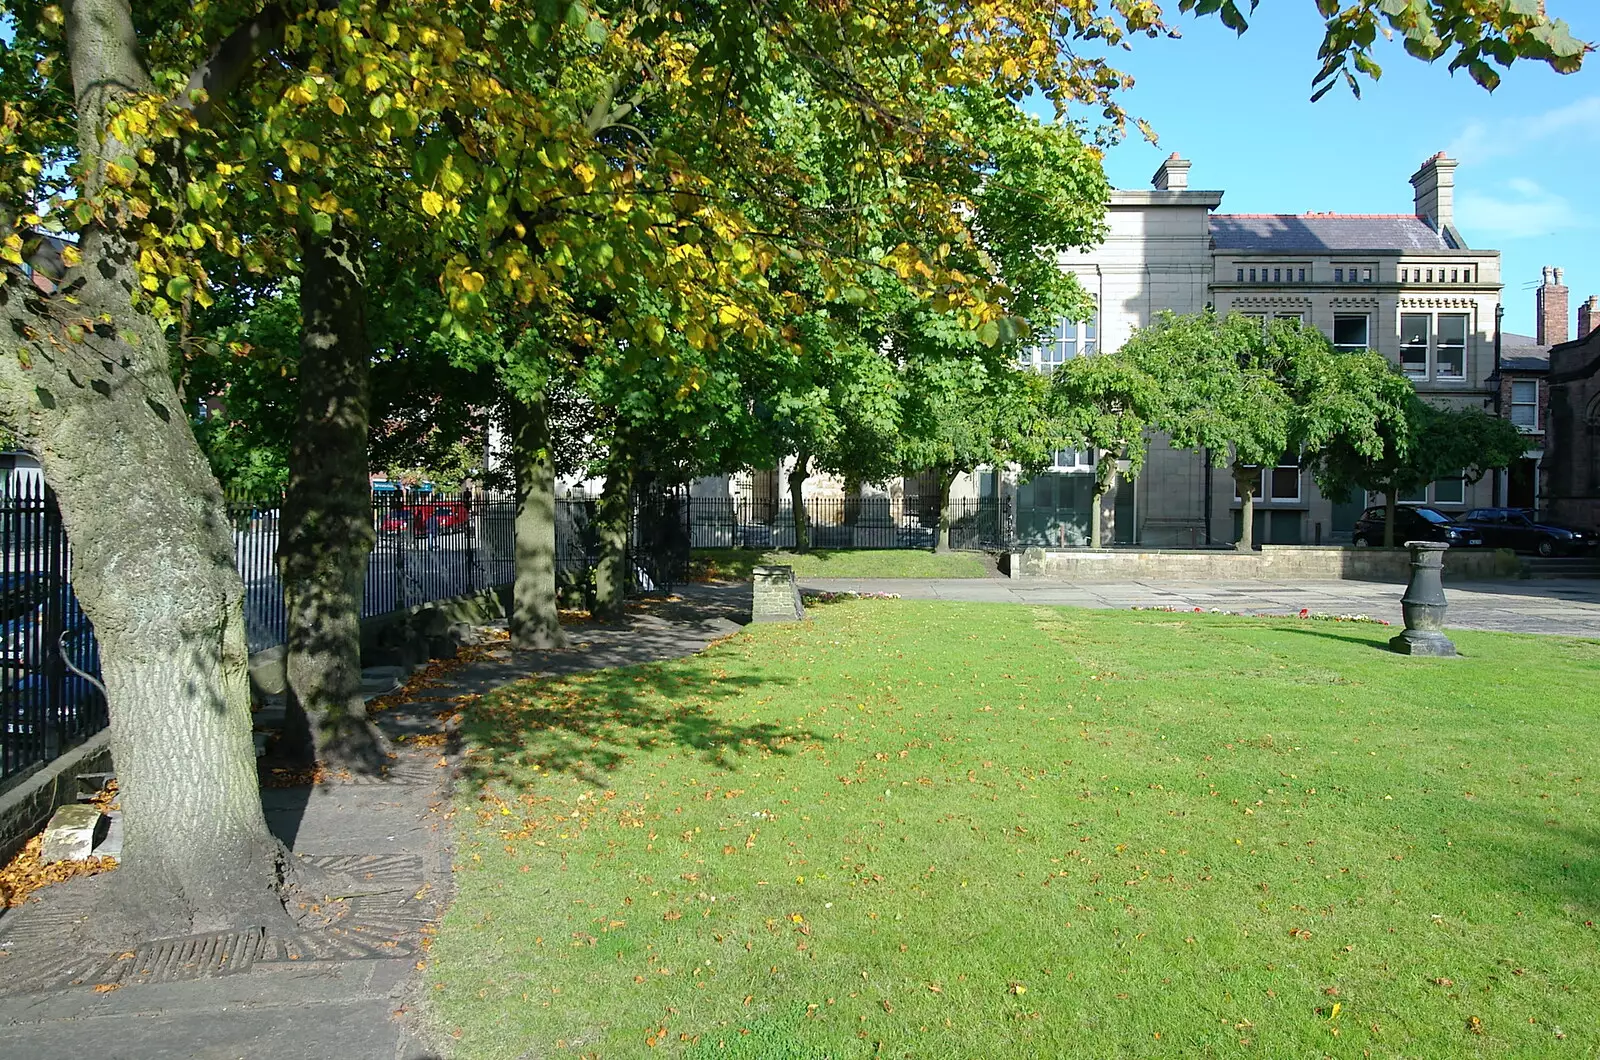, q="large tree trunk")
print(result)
[1234,465,1257,552]
[1384,489,1399,548]
[1090,464,1117,550]
[594,434,634,621]
[279,223,384,770]
[934,466,955,553]
[509,392,565,648]
[0,0,287,935]
[788,453,810,553]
